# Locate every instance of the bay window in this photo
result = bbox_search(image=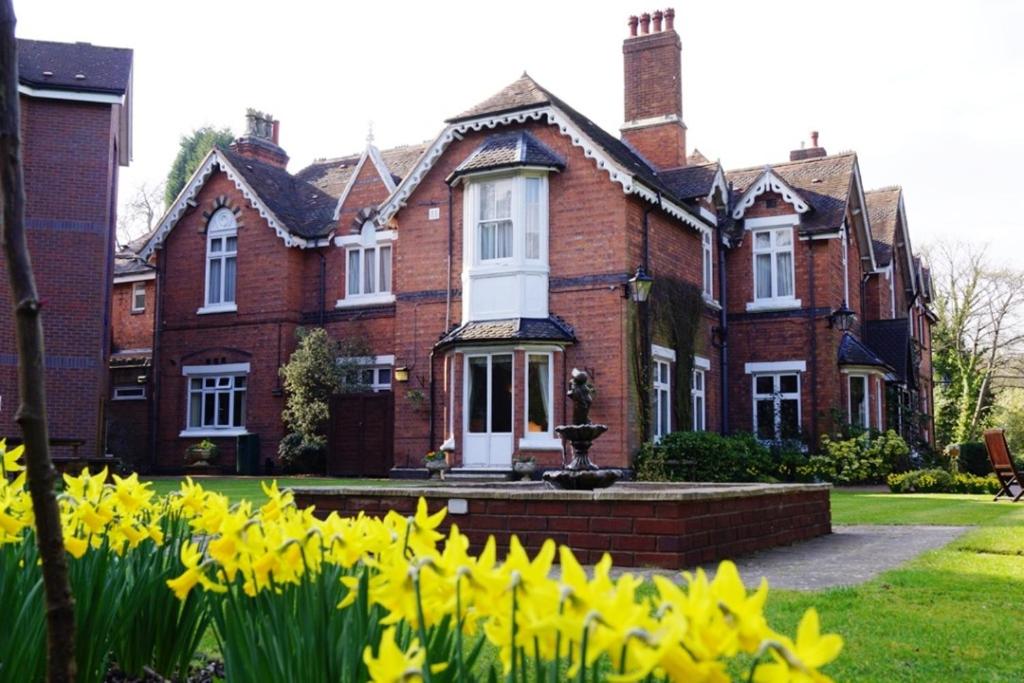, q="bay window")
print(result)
[524,353,552,438]
[848,374,869,429]
[201,208,237,313]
